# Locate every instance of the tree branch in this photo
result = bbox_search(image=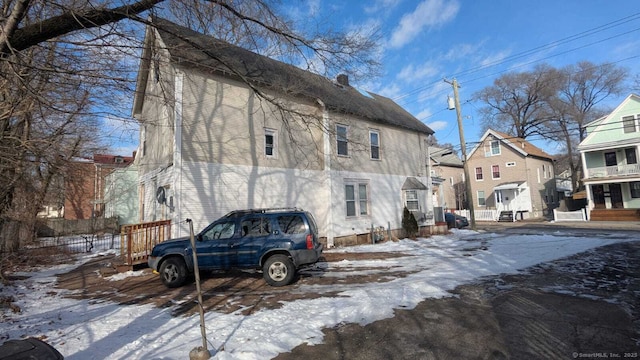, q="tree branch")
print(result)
[2,0,164,56]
